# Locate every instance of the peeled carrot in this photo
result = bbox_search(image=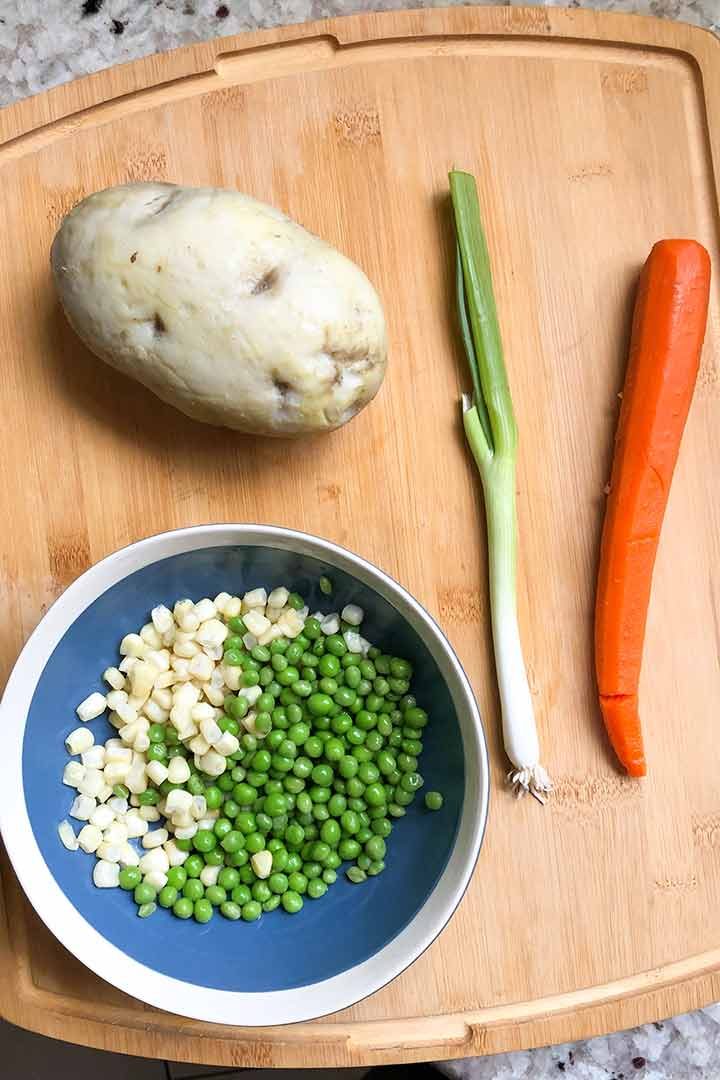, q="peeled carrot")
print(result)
[595,239,711,777]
